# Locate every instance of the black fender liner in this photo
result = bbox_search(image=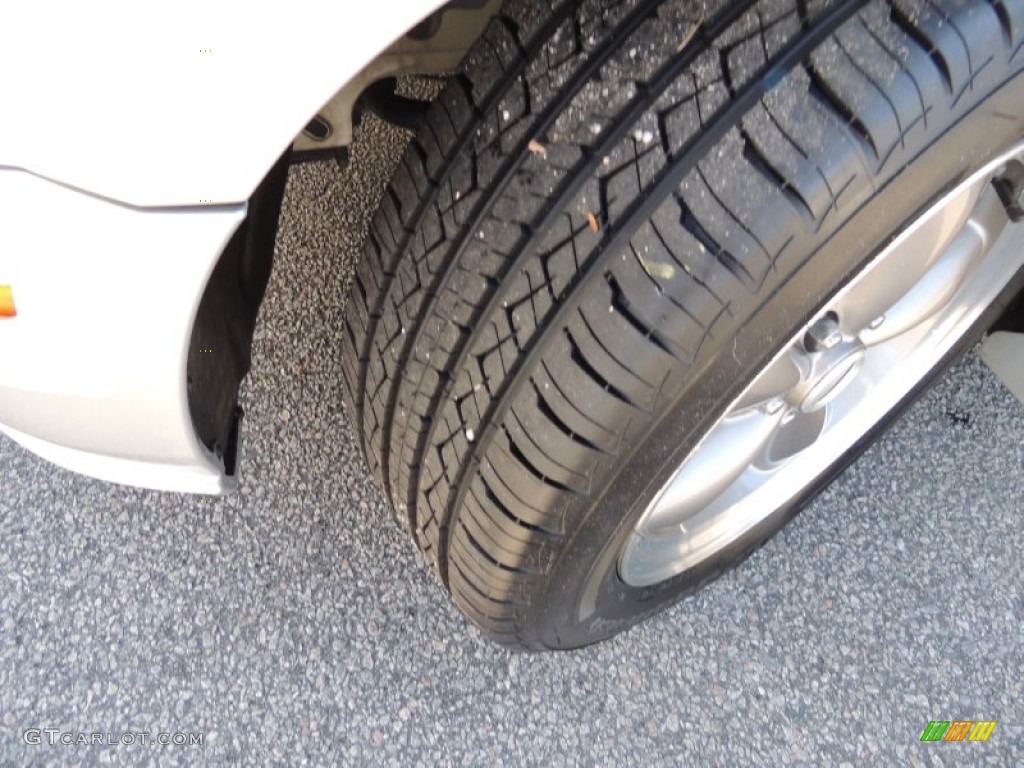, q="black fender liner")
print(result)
[187,150,290,476]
